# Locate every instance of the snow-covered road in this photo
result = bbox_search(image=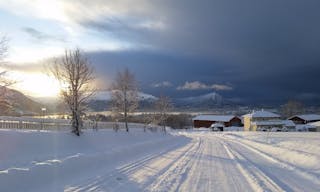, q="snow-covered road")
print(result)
[66,132,320,192]
[1,129,319,192]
